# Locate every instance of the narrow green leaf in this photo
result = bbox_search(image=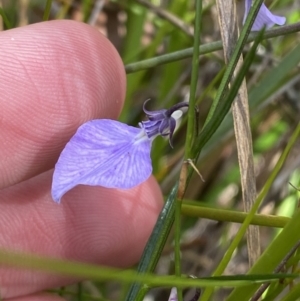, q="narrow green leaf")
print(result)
[181,202,290,228]
[175,2,203,301]
[43,0,52,21]
[185,0,202,158]
[125,184,178,301]
[0,247,297,288]
[0,7,12,29]
[203,0,265,127]
[82,0,92,23]
[125,23,300,74]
